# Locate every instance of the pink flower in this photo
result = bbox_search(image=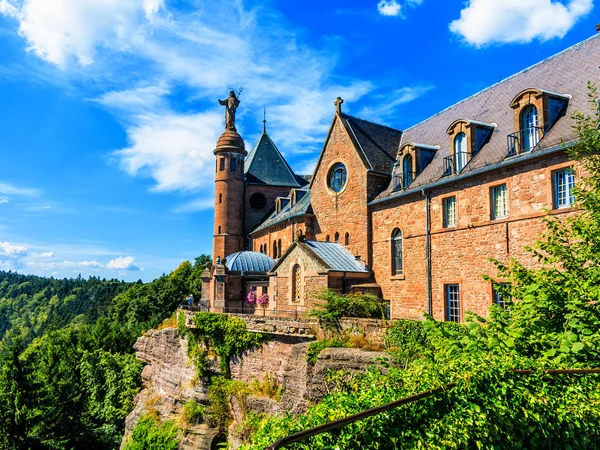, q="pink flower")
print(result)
[246,290,257,304]
[257,293,269,306]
